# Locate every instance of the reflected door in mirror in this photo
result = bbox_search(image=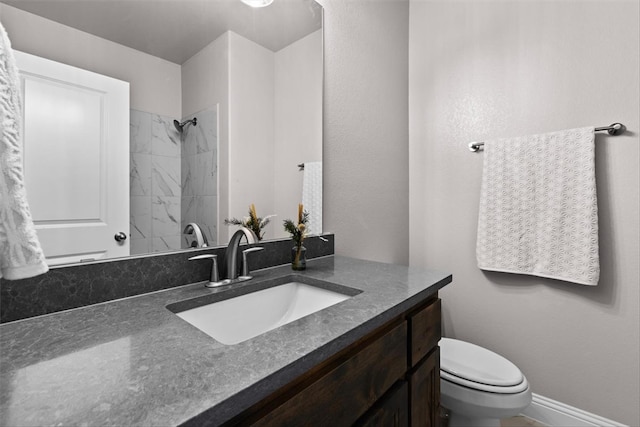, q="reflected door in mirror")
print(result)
[16,51,130,265]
